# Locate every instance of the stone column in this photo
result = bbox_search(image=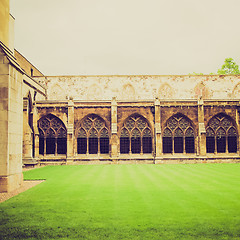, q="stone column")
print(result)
[236,103,240,155]
[33,103,39,160]
[198,97,206,156]
[155,98,162,158]
[22,98,34,165]
[67,99,74,164]
[0,50,23,192]
[110,97,119,160]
